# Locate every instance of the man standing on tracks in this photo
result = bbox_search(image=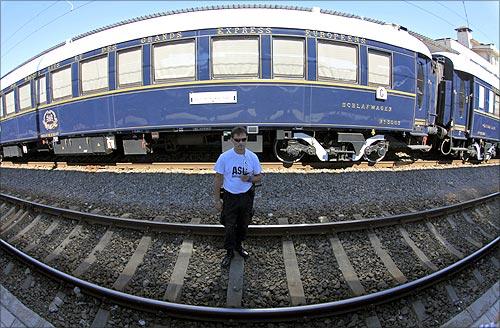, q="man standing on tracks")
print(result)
[214,126,263,267]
